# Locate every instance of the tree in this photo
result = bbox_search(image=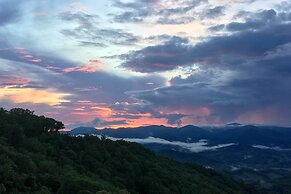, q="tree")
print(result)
[0,107,64,137]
